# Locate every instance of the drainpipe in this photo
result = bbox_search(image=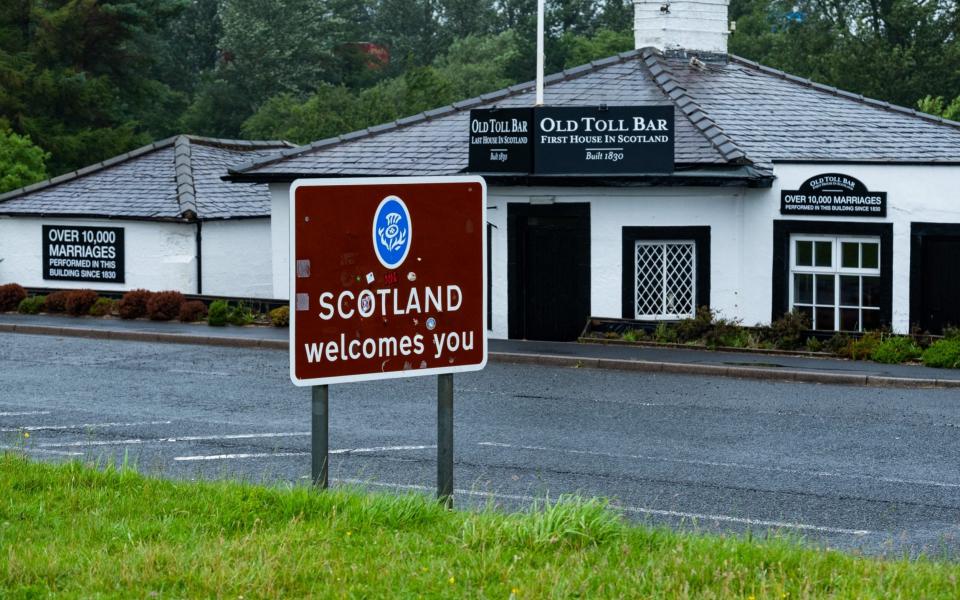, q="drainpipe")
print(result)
[195,220,203,295]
